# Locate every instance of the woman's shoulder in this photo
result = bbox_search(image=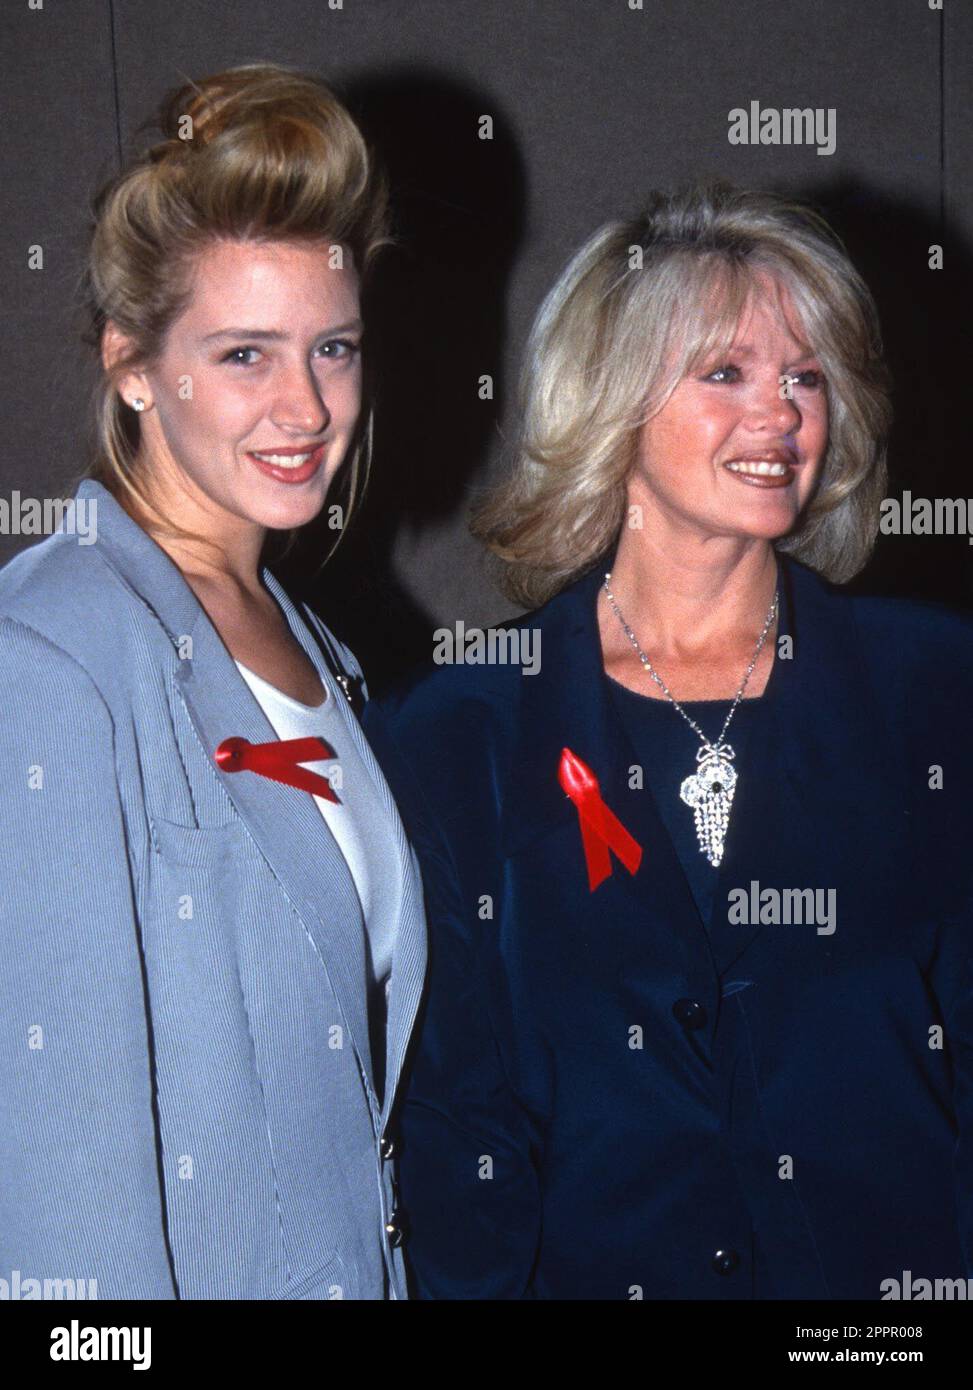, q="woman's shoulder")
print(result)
[364,565,613,772]
[848,587,973,681]
[361,602,565,817]
[0,527,144,685]
[367,594,568,734]
[786,556,973,681]
[361,617,555,854]
[366,638,525,749]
